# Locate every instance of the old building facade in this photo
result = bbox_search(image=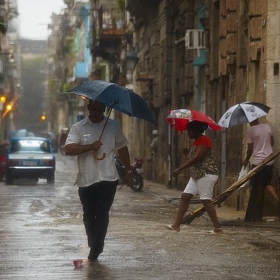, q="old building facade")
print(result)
[46,0,280,214]
[0,0,20,141]
[126,0,280,213]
